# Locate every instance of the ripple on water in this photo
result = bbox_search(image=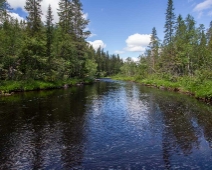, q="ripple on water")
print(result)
[0,80,212,169]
